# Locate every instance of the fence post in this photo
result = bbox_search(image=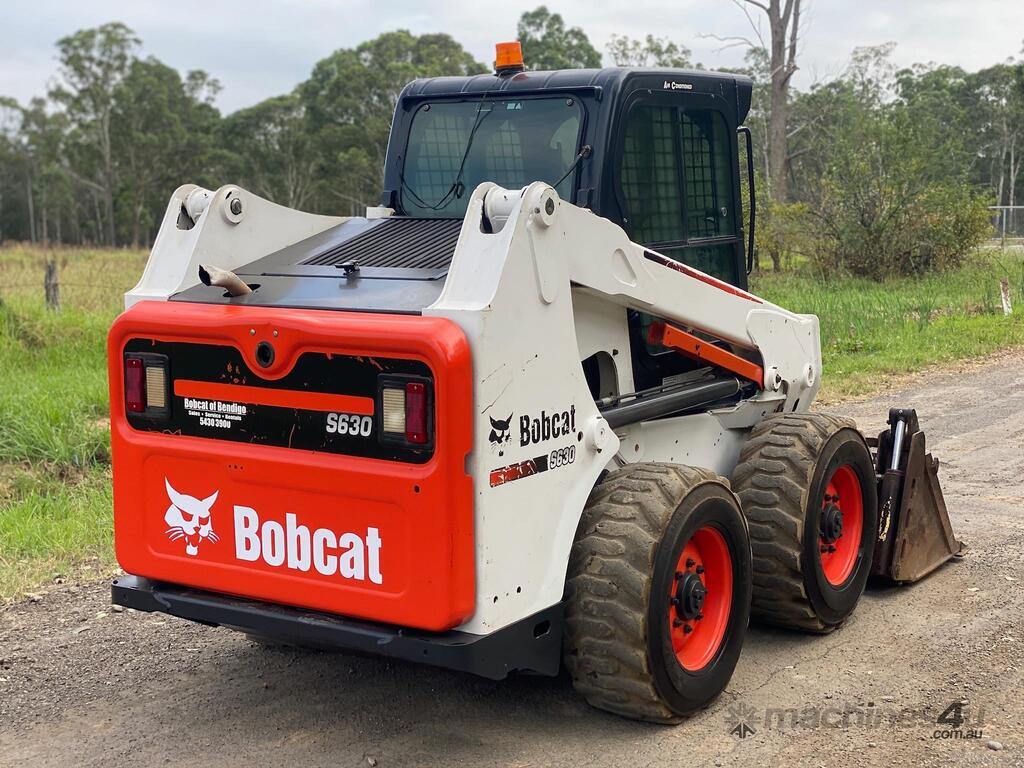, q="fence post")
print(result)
[1000,277,1013,316]
[44,258,60,312]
